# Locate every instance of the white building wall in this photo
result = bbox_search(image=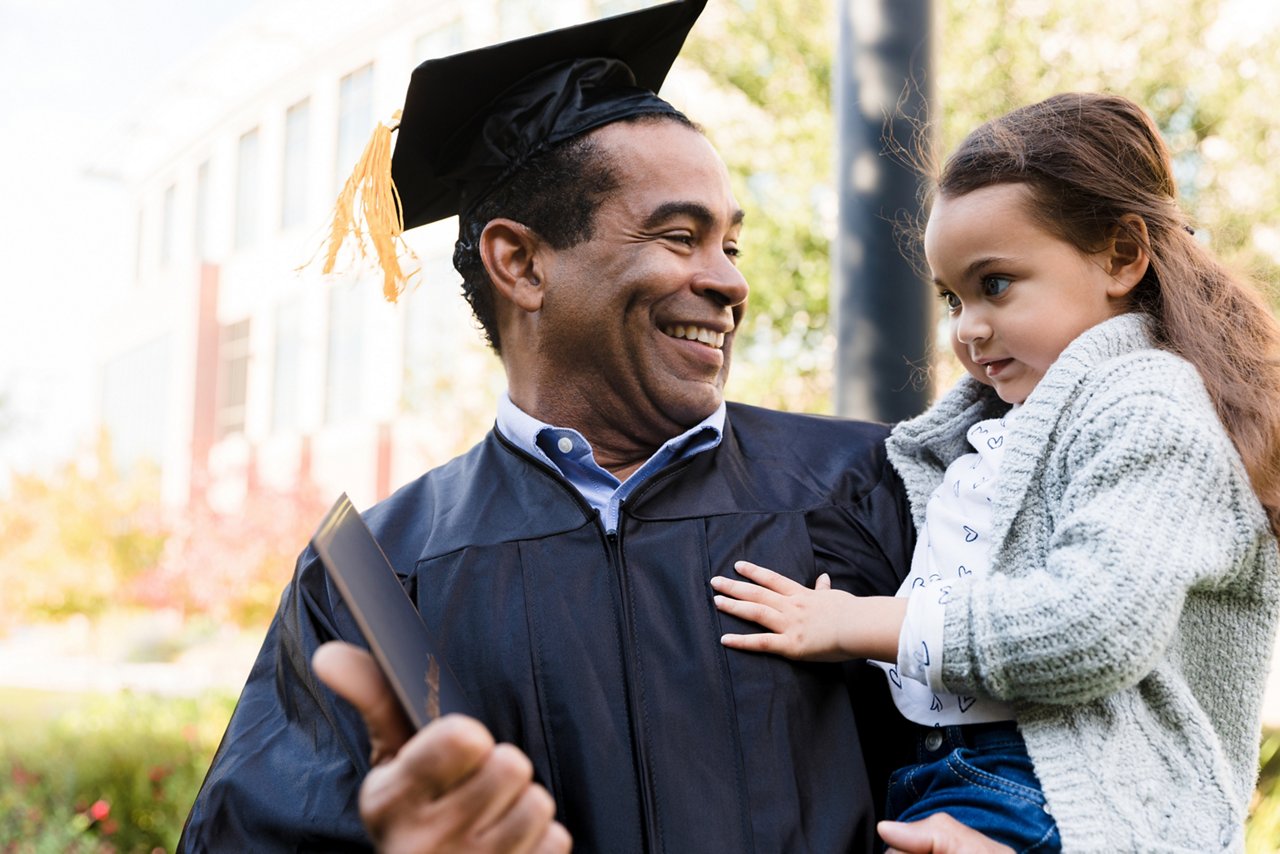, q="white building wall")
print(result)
[96,0,663,511]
